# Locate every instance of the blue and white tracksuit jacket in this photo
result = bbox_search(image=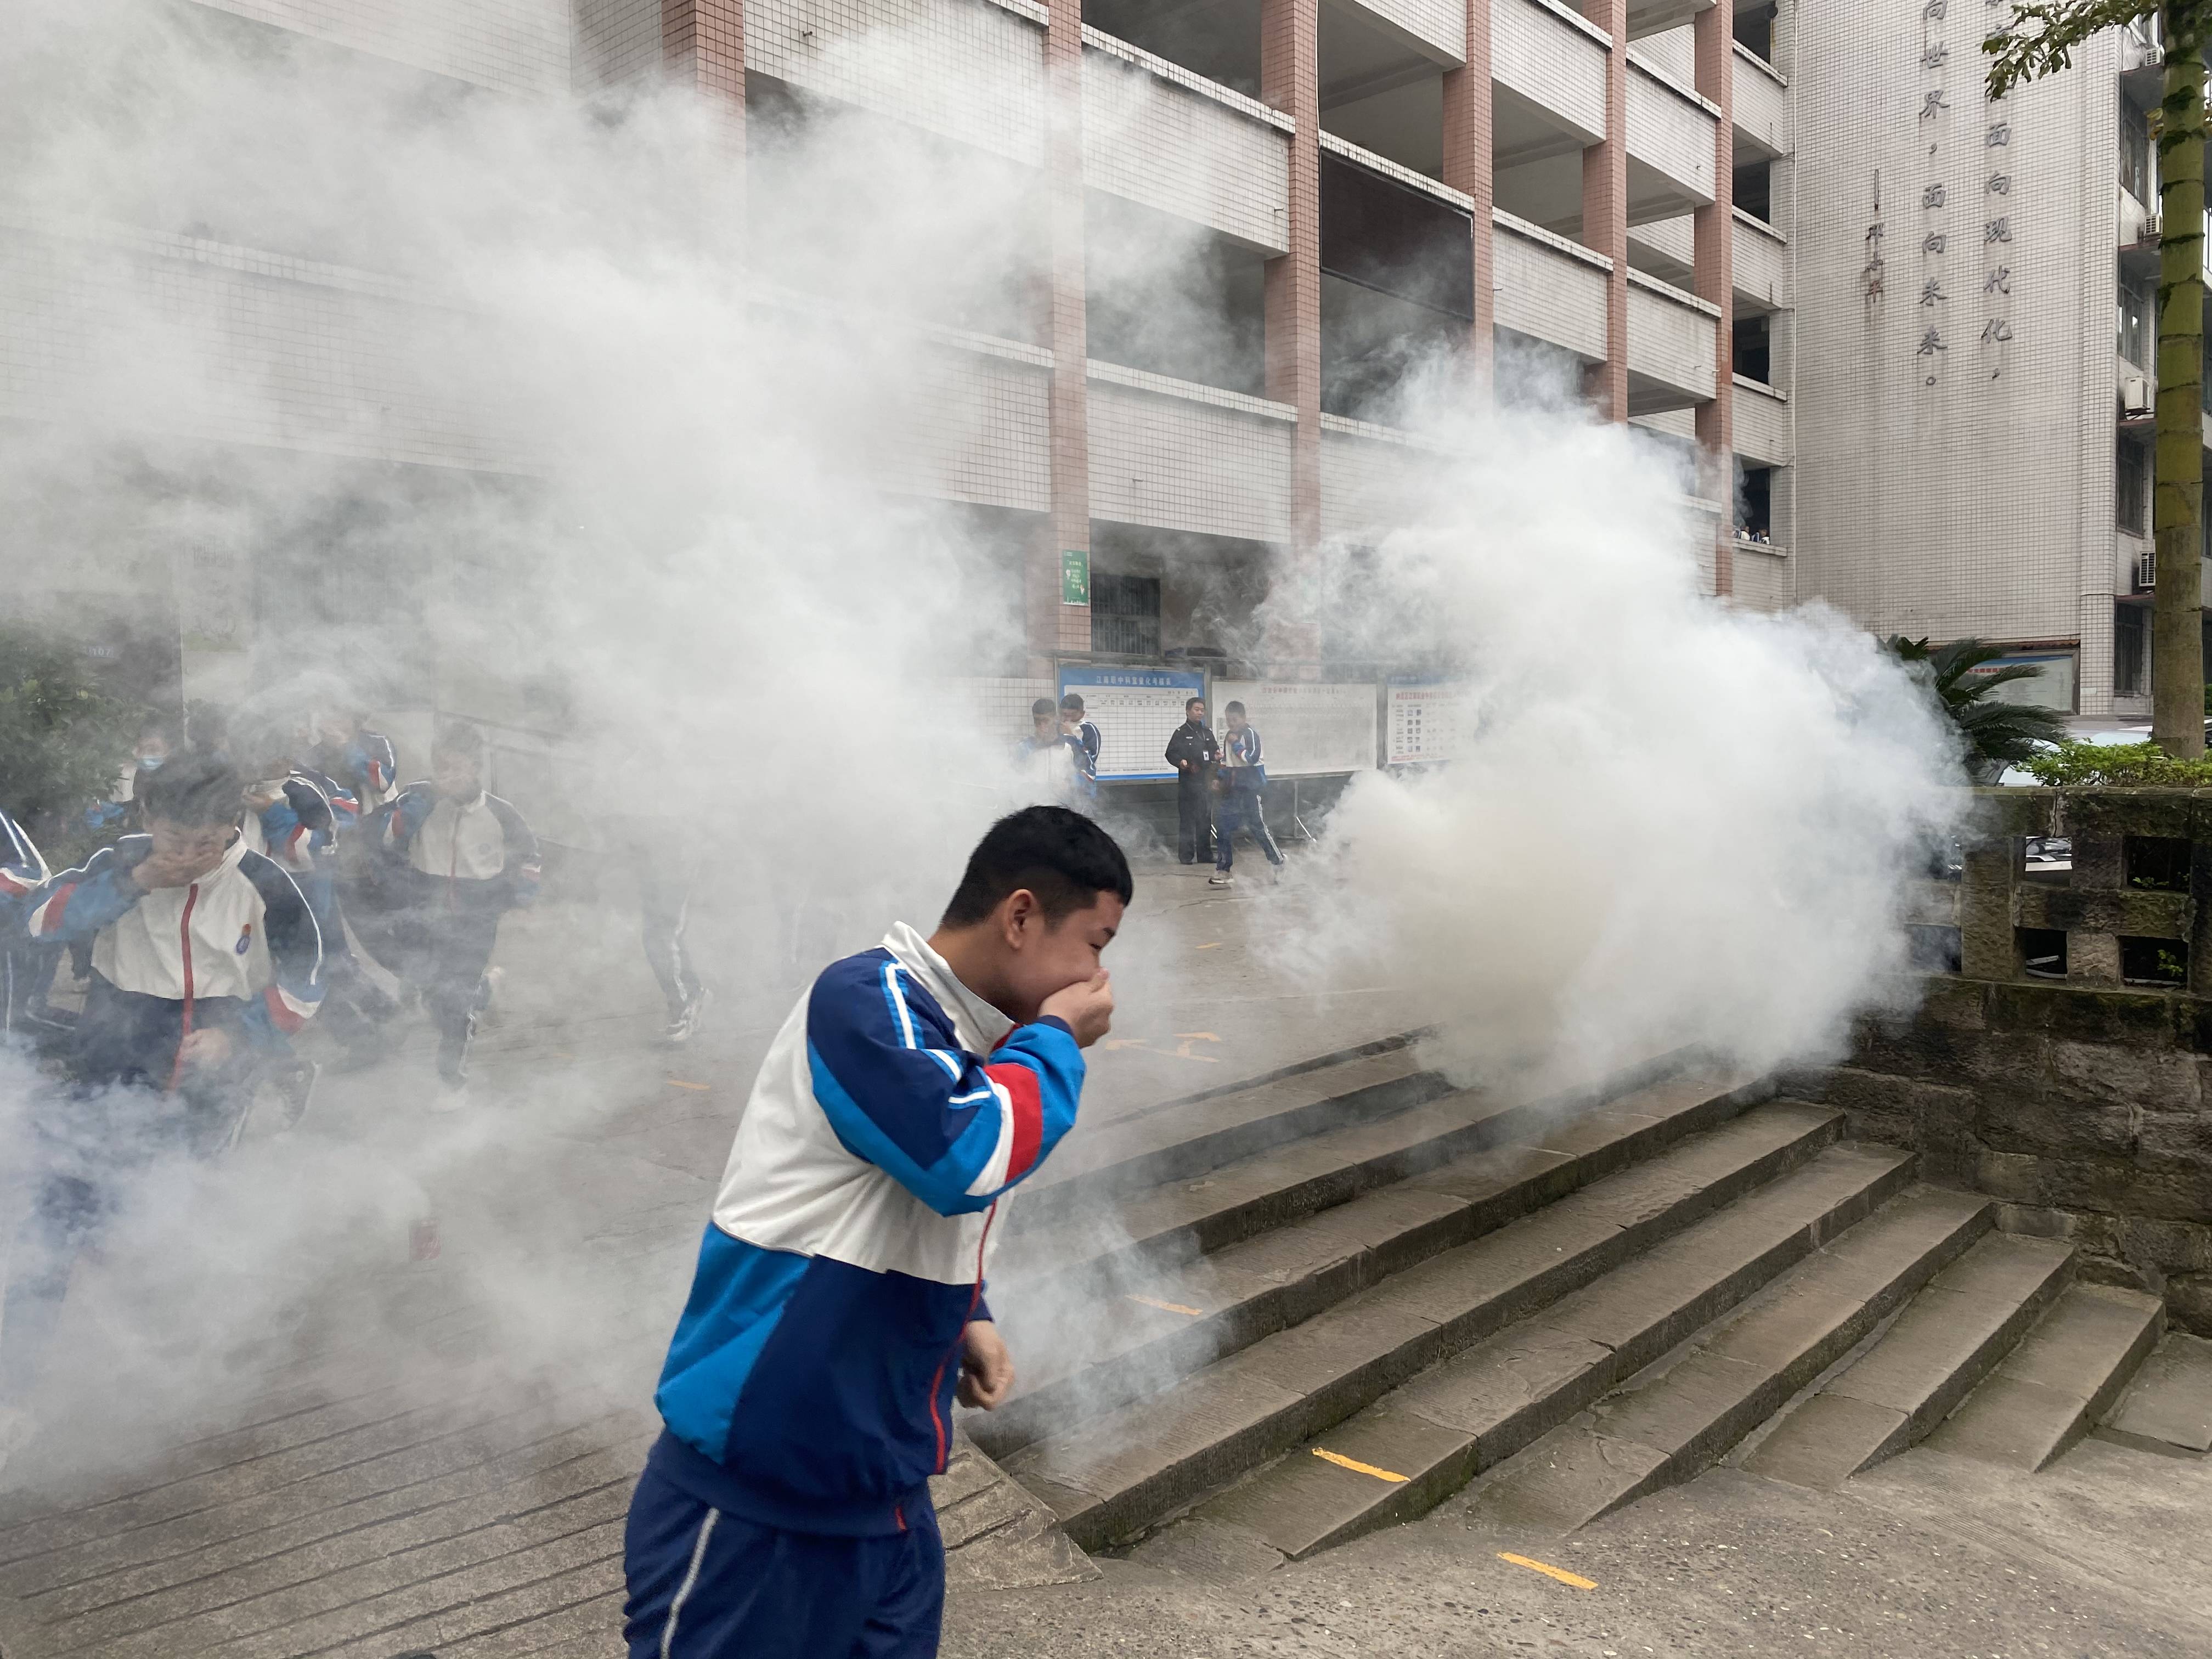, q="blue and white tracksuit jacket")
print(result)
[646,922,1084,1537]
